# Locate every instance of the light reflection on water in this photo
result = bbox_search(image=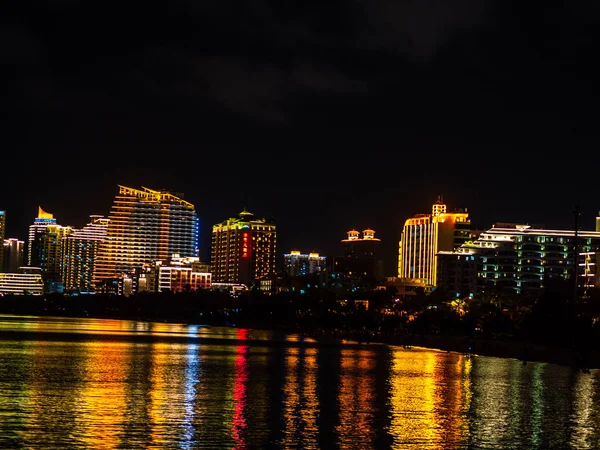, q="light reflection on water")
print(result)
[0,315,599,449]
